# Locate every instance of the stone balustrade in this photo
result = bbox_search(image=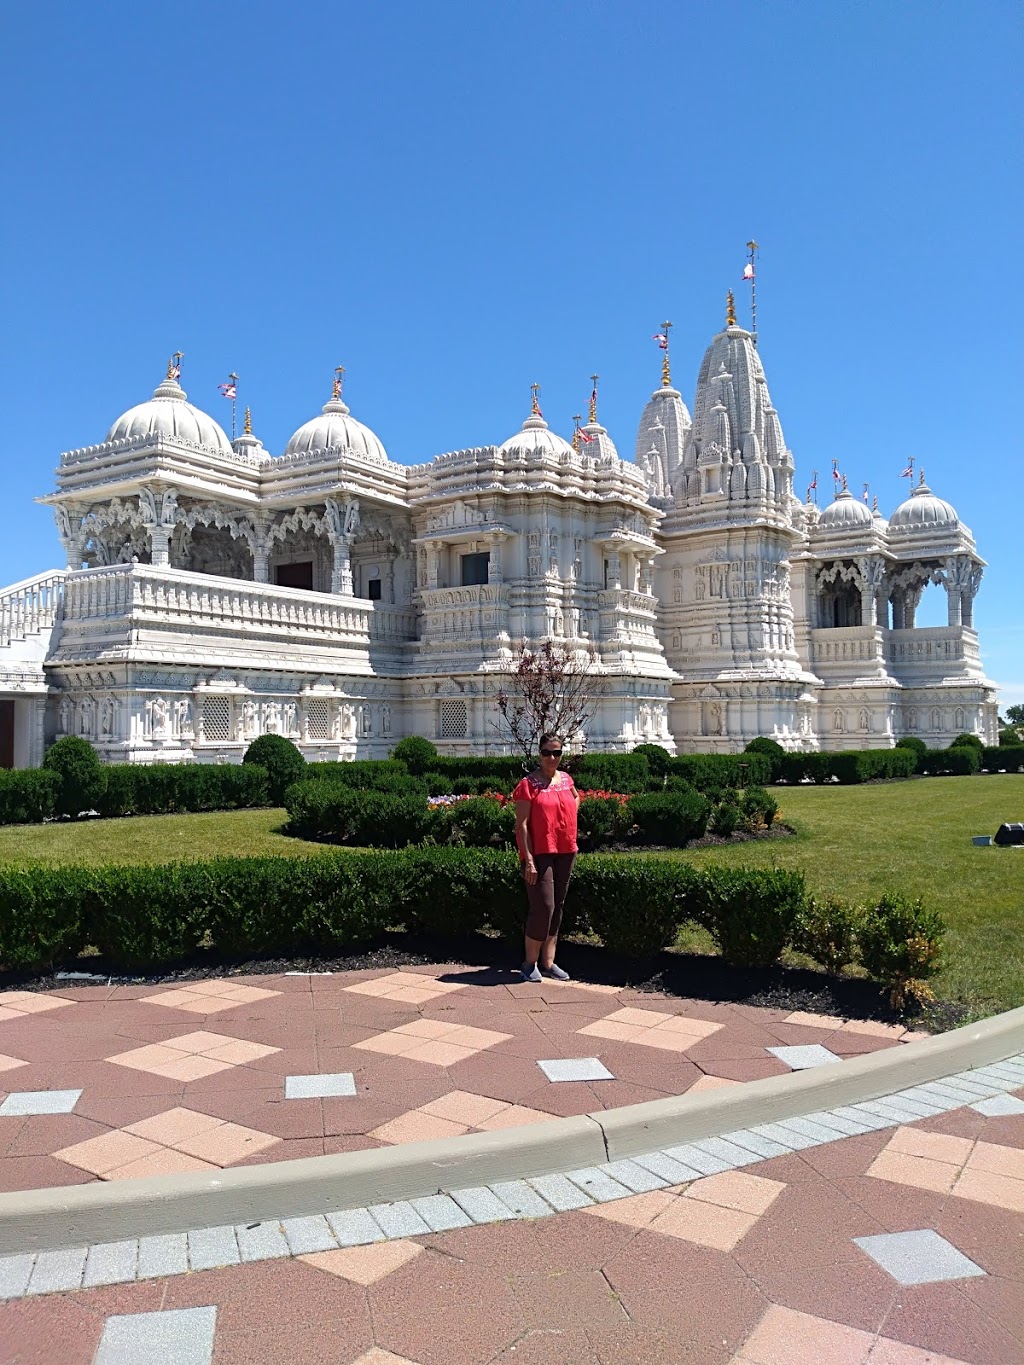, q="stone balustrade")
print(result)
[0,571,66,648]
[886,625,981,669]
